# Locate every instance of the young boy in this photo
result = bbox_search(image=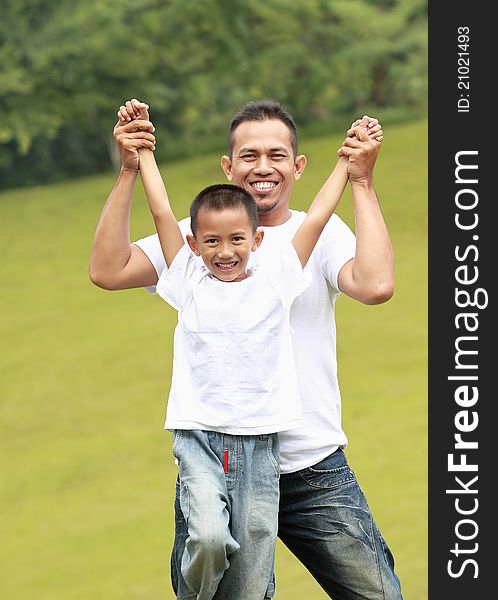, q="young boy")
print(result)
[117,100,382,600]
